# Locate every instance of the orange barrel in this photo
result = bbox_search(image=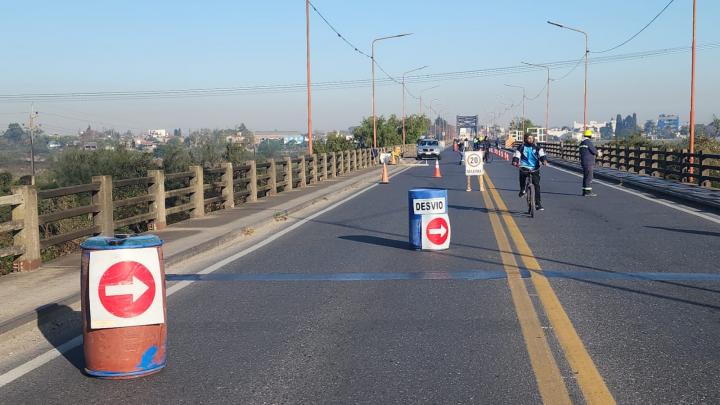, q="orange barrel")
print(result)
[80,234,167,379]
